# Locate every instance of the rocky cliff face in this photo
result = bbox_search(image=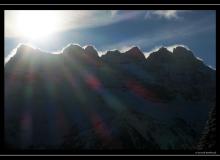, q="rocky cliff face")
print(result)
[4,44,216,150]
